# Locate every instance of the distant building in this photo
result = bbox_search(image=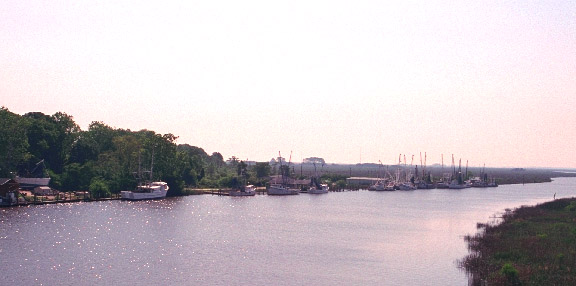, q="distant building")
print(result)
[303,157,326,164]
